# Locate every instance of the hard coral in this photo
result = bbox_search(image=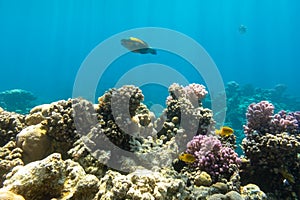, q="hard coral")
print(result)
[186,135,241,181]
[244,101,300,137]
[97,85,145,150]
[242,101,300,198]
[161,83,214,141]
[243,101,274,135]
